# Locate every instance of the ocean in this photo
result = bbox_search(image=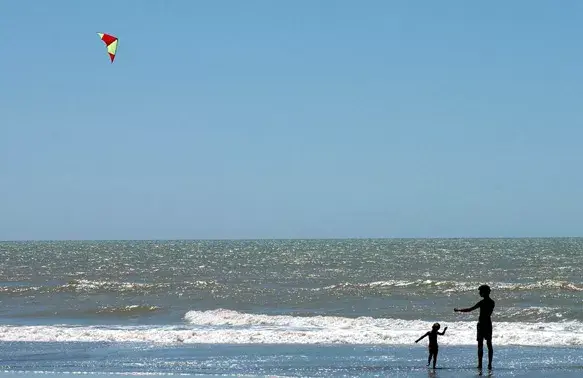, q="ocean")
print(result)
[0,238,581,377]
